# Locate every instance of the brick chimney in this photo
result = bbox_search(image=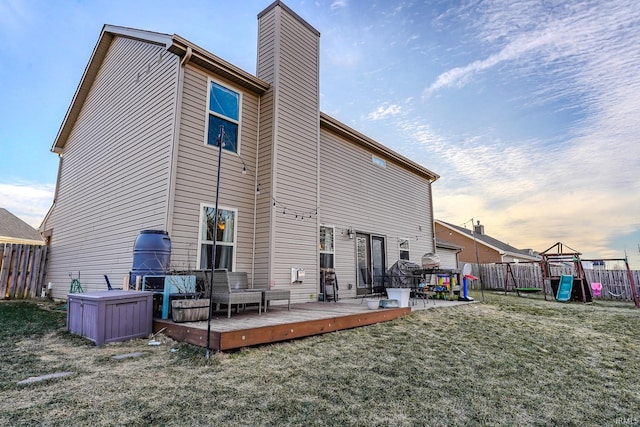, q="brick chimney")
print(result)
[474,220,485,235]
